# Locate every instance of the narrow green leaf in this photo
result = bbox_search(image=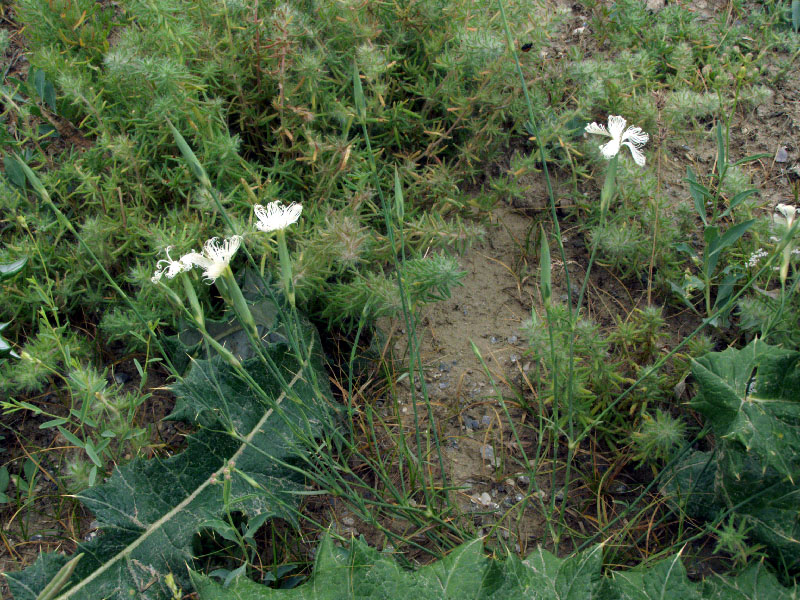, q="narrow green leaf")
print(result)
[133,358,144,380]
[201,519,240,543]
[0,257,28,280]
[669,281,701,315]
[13,153,51,201]
[57,426,85,450]
[39,418,69,429]
[167,120,211,188]
[539,226,551,308]
[14,401,43,415]
[792,0,799,32]
[702,225,719,278]
[730,152,771,167]
[0,334,14,358]
[3,156,27,189]
[715,122,726,179]
[704,220,754,277]
[686,167,709,226]
[708,219,754,257]
[23,458,36,483]
[33,69,45,100]
[43,81,57,113]
[393,167,404,223]
[243,513,270,540]
[35,553,83,600]
[352,62,366,121]
[720,189,757,219]
[84,441,103,468]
